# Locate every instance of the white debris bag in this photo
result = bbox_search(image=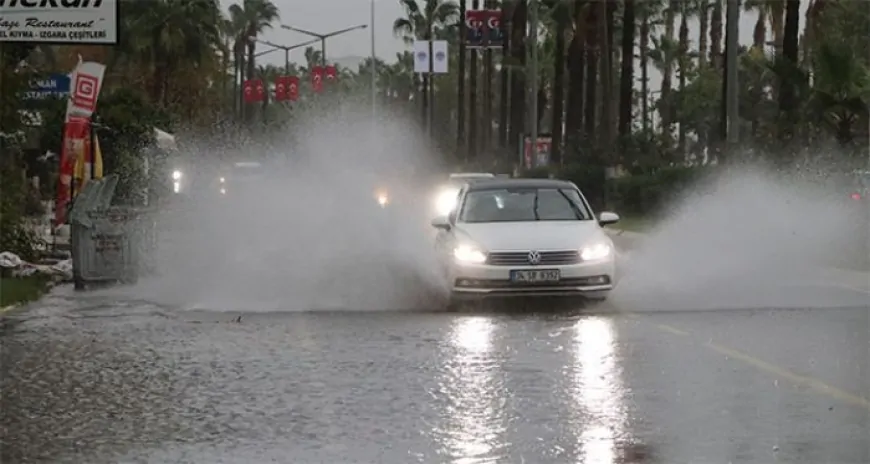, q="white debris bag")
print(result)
[0,252,23,269]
